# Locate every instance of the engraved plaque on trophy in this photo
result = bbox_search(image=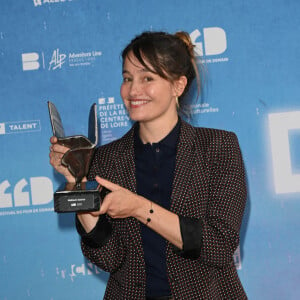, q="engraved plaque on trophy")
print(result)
[48,101,110,213]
